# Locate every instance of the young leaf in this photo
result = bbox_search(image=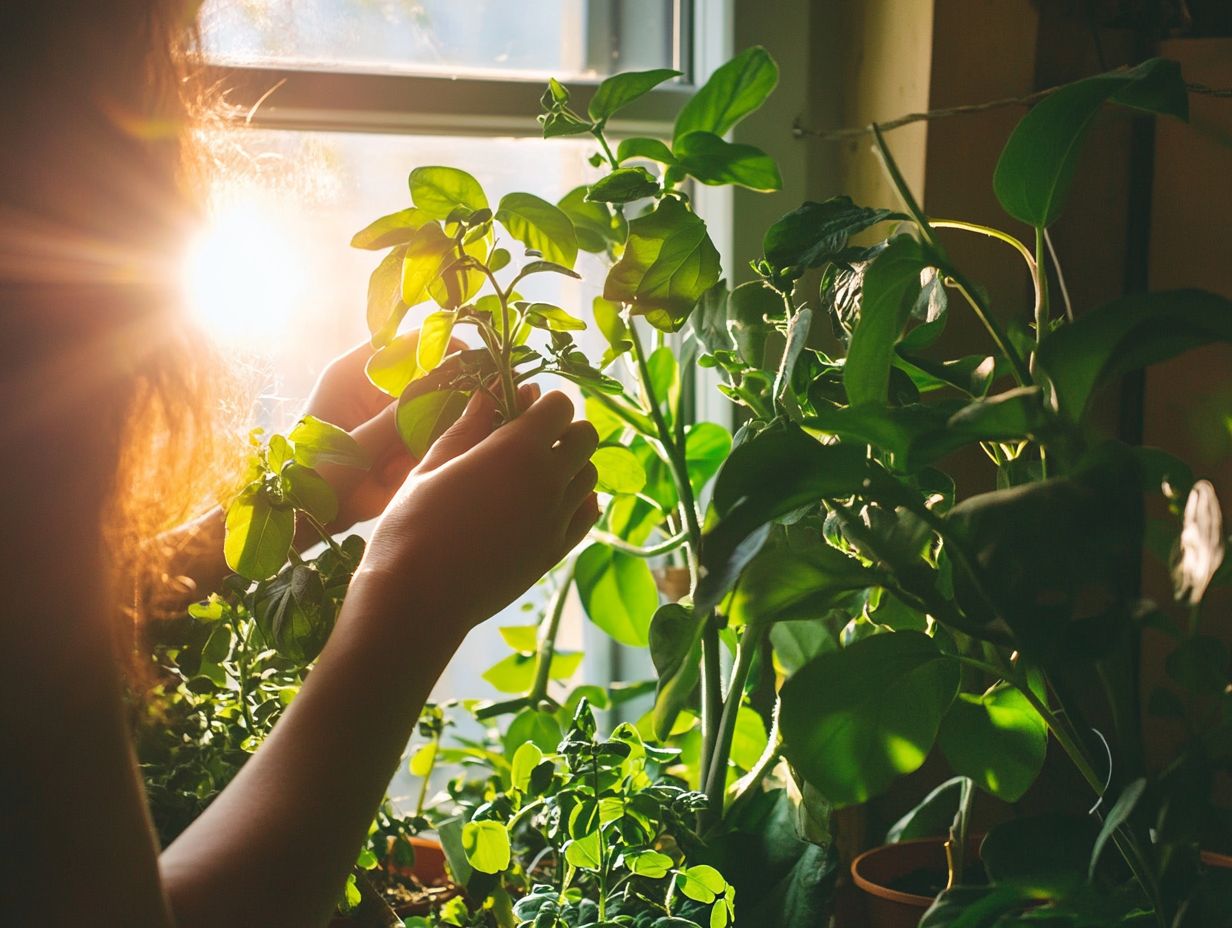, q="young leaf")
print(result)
[843,236,932,407]
[351,207,430,250]
[366,245,409,346]
[625,850,674,879]
[224,489,295,581]
[575,543,659,647]
[482,651,582,693]
[684,422,732,493]
[281,462,339,525]
[603,197,721,332]
[289,416,371,469]
[409,166,489,220]
[617,137,677,165]
[395,388,469,459]
[401,222,454,309]
[589,68,681,122]
[510,742,544,792]
[586,167,661,204]
[592,445,647,495]
[564,831,602,871]
[495,192,579,269]
[1089,779,1147,879]
[677,865,728,903]
[936,683,1046,802]
[673,46,778,145]
[592,296,632,365]
[417,310,459,375]
[524,302,586,332]
[649,602,702,740]
[780,631,960,806]
[409,741,437,777]
[462,820,511,874]
[365,330,423,397]
[673,131,781,191]
[994,58,1187,227]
